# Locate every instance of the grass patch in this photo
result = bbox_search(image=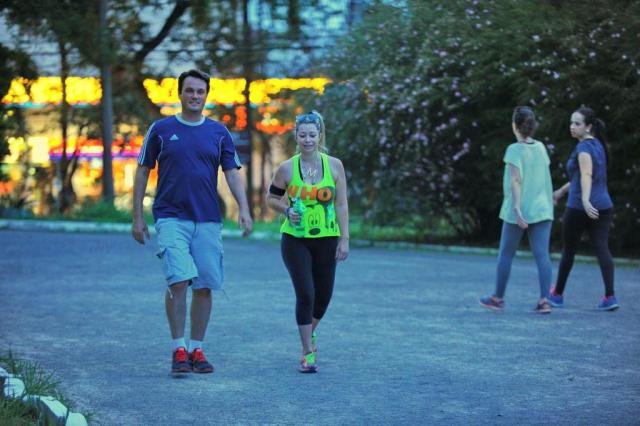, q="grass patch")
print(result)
[229,219,281,233]
[0,398,42,426]
[349,216,457,244]
[1,199,154,225]
[0,351,90,424]
[4,201,458,244]
[46,199,153,224]
[240,215,458,243]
